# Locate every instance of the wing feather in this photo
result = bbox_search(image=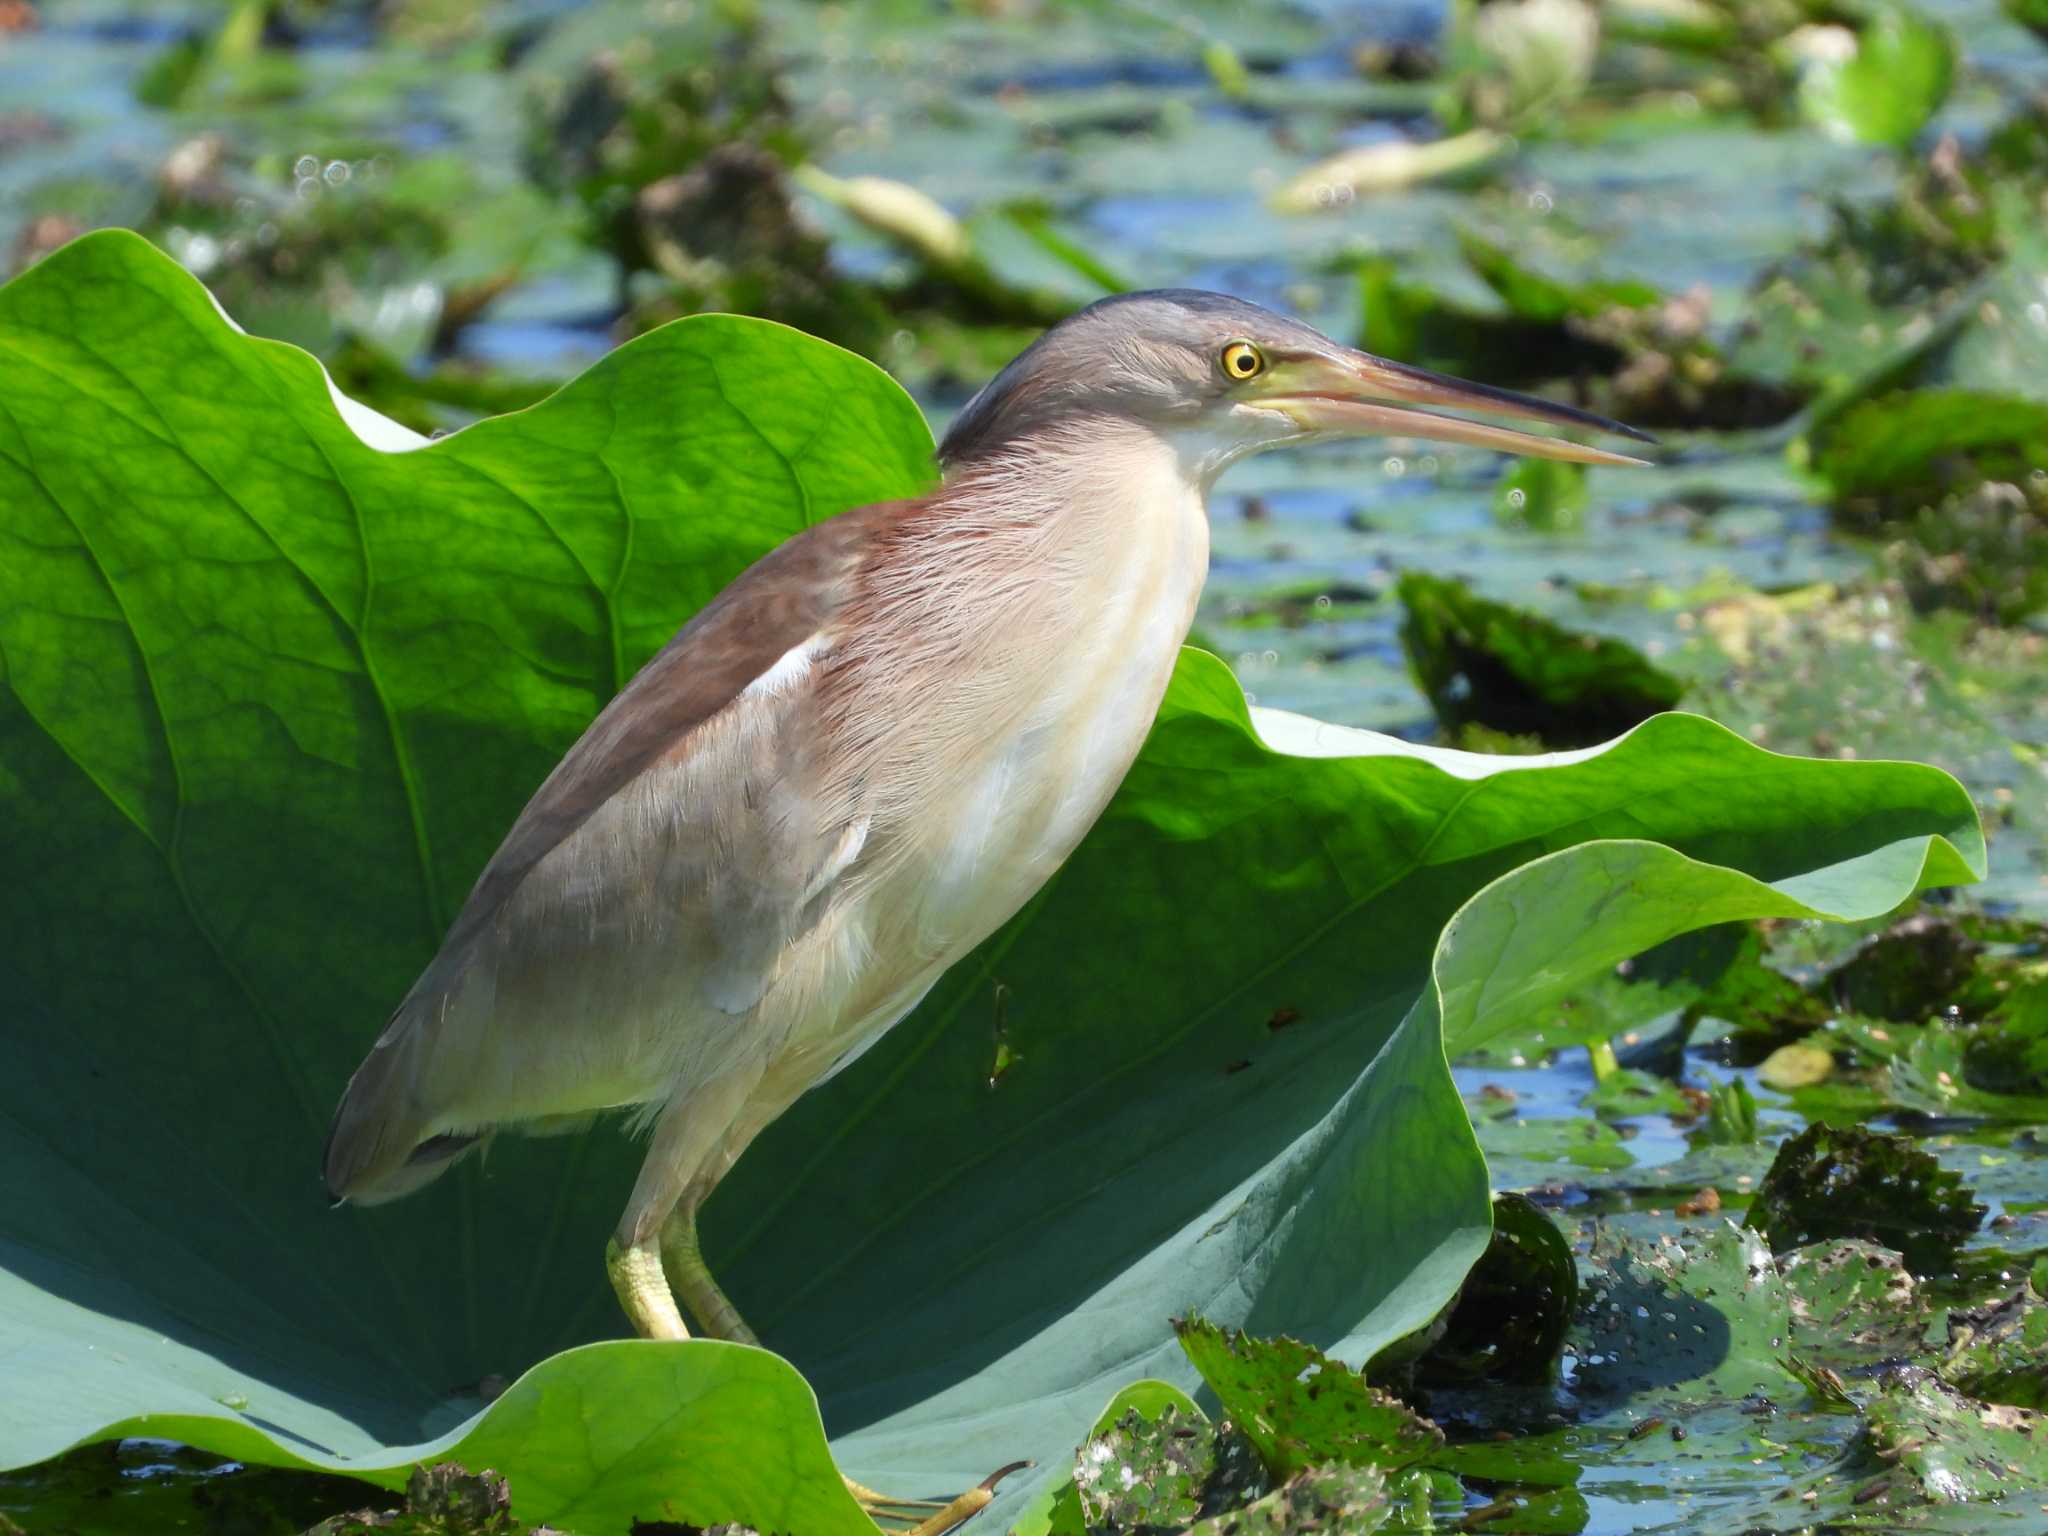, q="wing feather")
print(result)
[323,499,914,1201]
